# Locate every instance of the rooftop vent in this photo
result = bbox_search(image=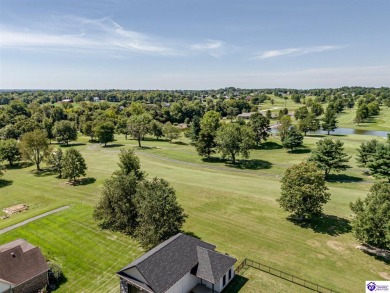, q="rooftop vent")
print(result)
[11,252,16,258]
